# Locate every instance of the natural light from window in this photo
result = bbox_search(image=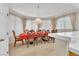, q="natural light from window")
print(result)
[57,16,73,30]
